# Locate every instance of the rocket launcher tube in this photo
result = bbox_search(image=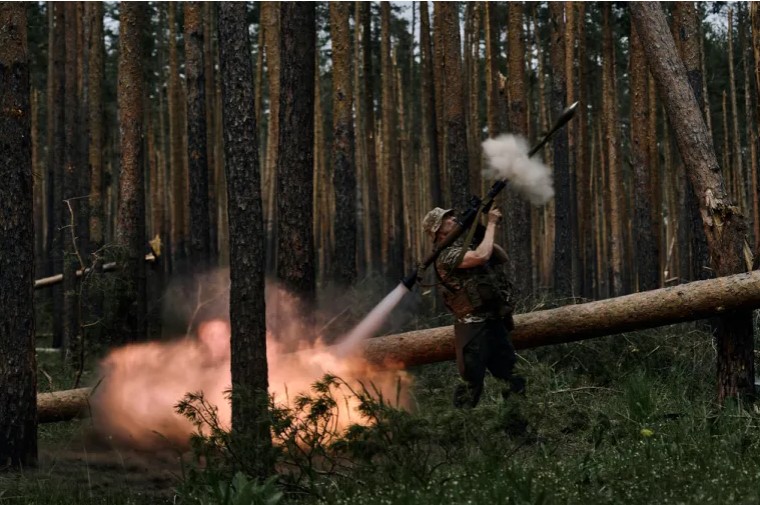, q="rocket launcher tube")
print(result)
[401,101,579,290]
